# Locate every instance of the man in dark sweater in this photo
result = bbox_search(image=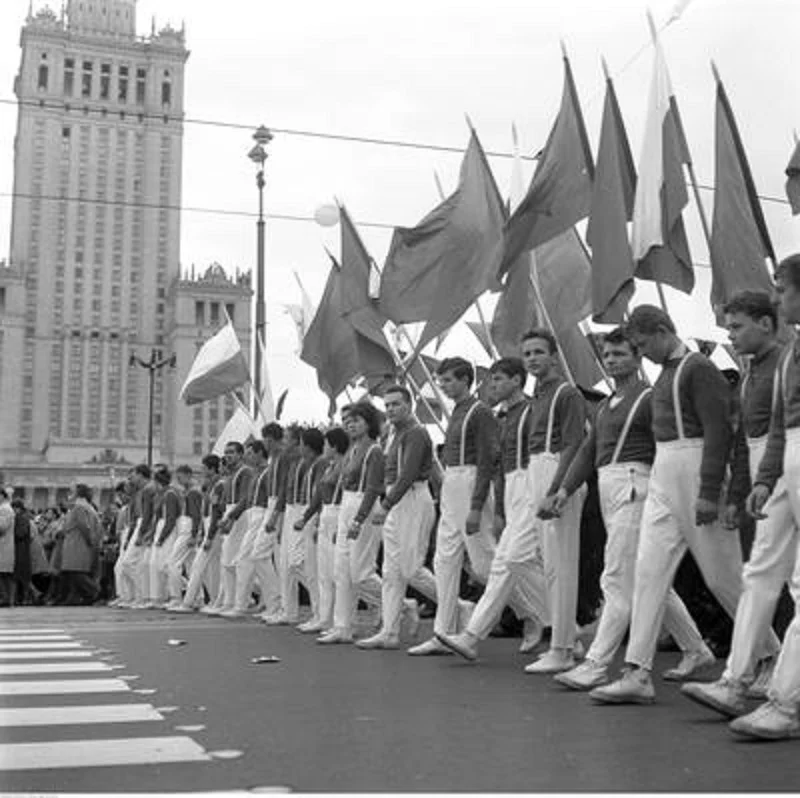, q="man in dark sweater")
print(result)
[730,256,800,741]
[592,305,742,705]
[547,328,710,690]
